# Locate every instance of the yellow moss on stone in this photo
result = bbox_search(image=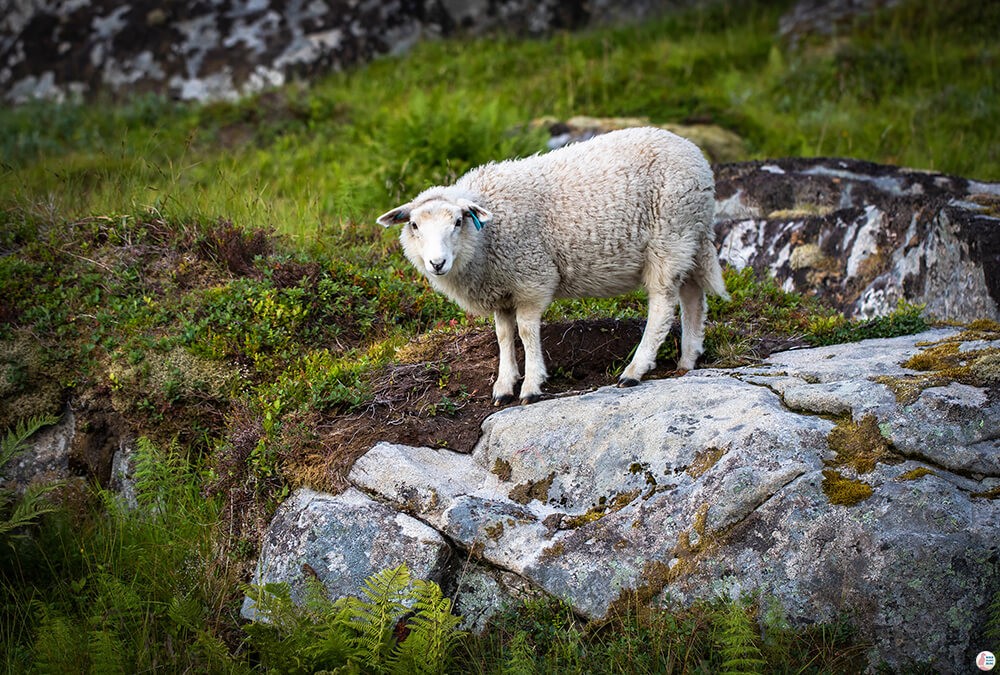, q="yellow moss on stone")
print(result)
[687,446,728,478]
[895,467,936,482]
[821,469,873,506]
[875,319,1000,403]
[563,489,640,529]
[539,541,565,561]
[508,472,555,505]
[971,486,1000,500]
[826,414,898,474]
[491,458,512,482]
[485,522,505,541]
